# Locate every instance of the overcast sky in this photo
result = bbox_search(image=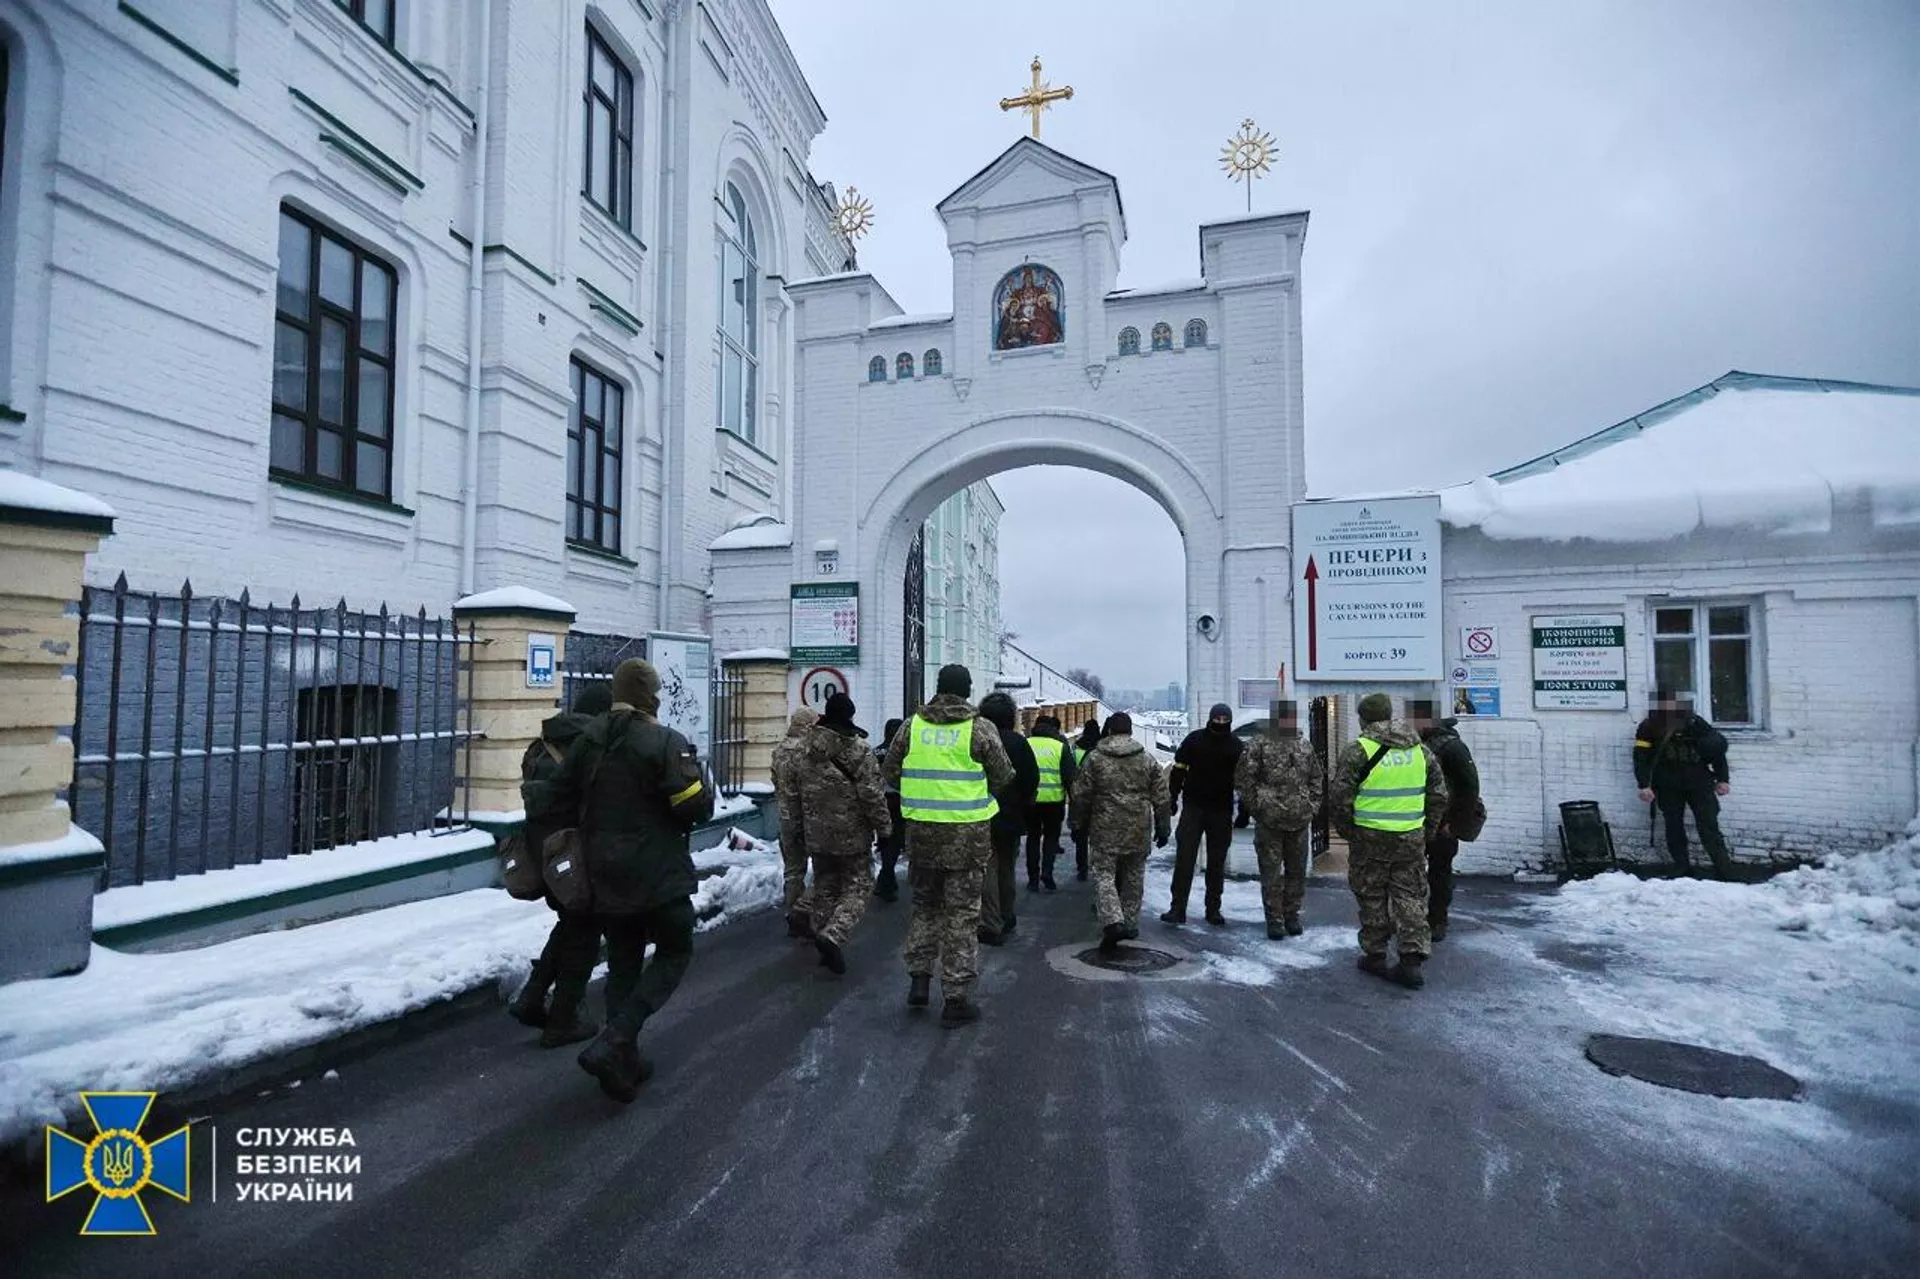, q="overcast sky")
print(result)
[769,0,1920,693]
